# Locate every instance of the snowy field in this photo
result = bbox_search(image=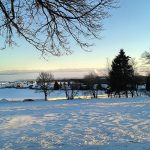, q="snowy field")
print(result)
[0,89,106,101]
[0,89,64,101]
[0,96,150,150]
